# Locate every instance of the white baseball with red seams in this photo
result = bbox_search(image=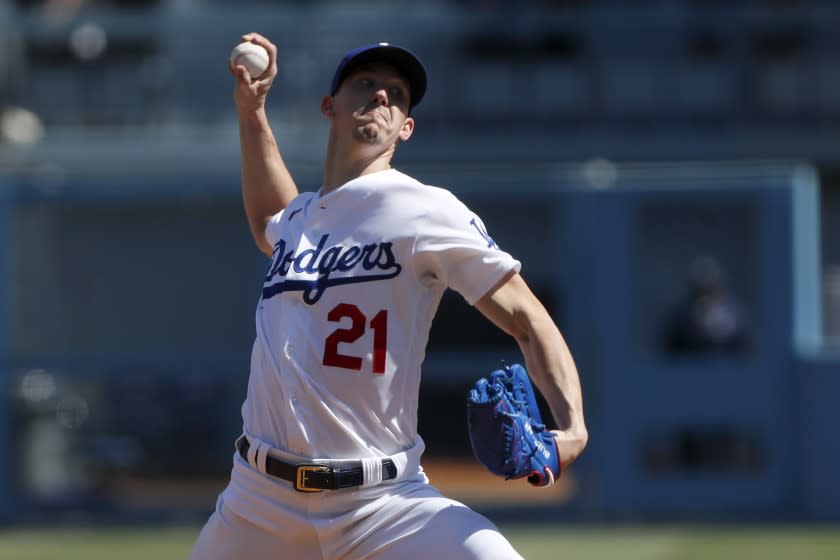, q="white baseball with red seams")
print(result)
[229,42,269,78]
